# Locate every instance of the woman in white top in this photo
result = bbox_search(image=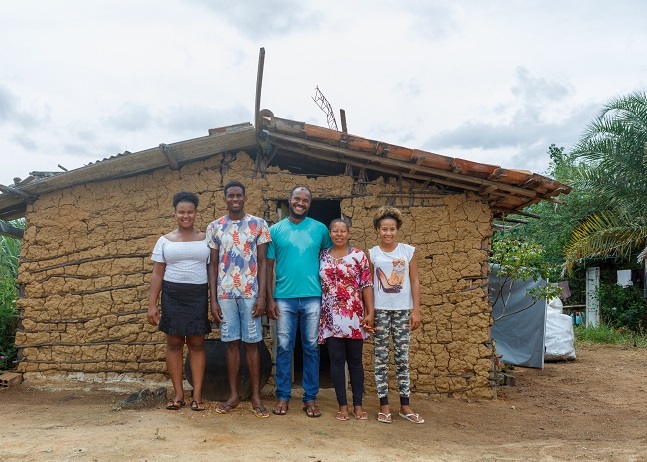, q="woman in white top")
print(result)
[367,206,424,424]
[147,192,211,411]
